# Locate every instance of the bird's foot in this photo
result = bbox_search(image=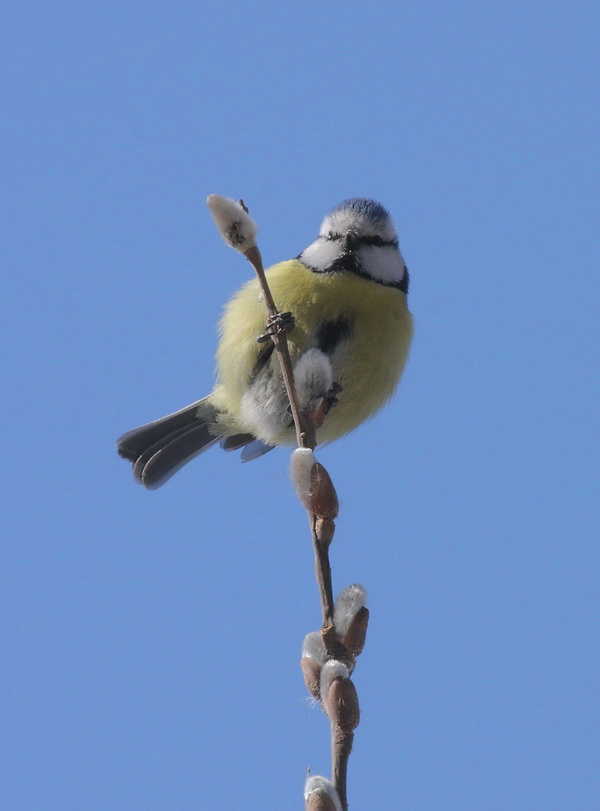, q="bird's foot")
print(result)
[257,311,296,343]
[302,382,343,430]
